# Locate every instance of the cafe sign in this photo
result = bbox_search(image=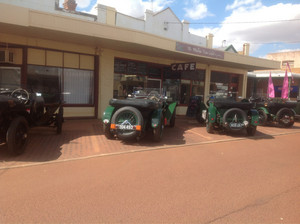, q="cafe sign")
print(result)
[171,62,196,71]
